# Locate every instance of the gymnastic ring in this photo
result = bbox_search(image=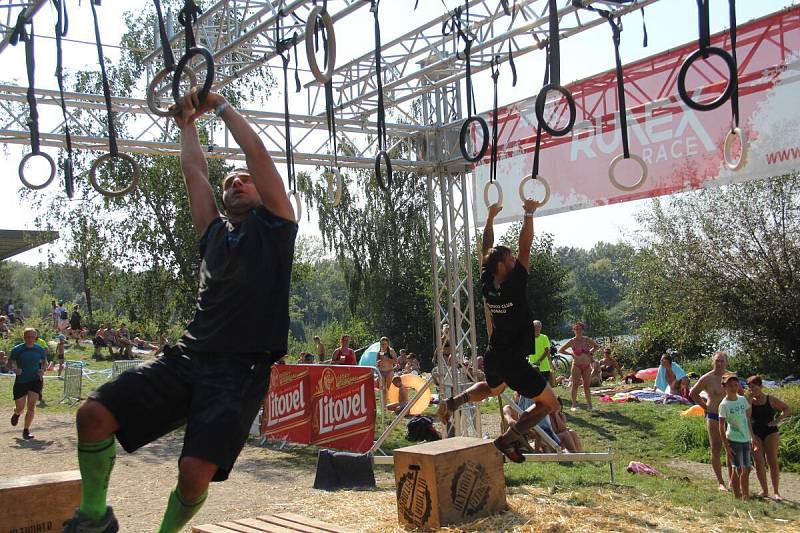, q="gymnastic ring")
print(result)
[459,116,489,163]
[305,6,336,84]
[147,64,197,117]
[326,167,343,207]
[608,153,648,192]
[89,152,141,198]
[518,175,550,206]
[723,127,747,171]
[534,83,577,137]
[677,47,736,112]
[483,180,503,208]
[18,152,56,190]
[171,47,215,106]
[289,190,302,222]
[375,150,392,191]
[386,373,432,415]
